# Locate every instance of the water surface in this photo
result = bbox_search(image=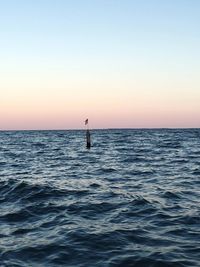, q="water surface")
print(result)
[0,129,200,266]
